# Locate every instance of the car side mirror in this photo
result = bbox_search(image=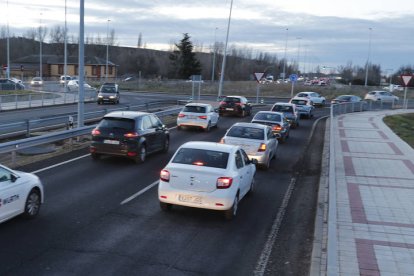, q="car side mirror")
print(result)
[250,159,258,165]
[10,174,17,183]
[214,108,219,113]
